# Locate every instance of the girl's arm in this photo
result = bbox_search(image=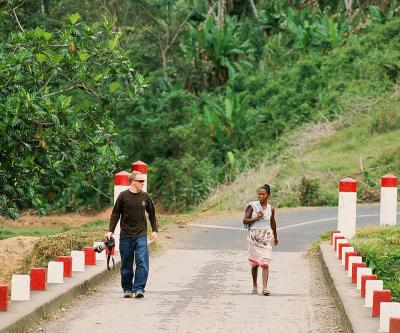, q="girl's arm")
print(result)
[243,206,262,224]
[270,207,278,245]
